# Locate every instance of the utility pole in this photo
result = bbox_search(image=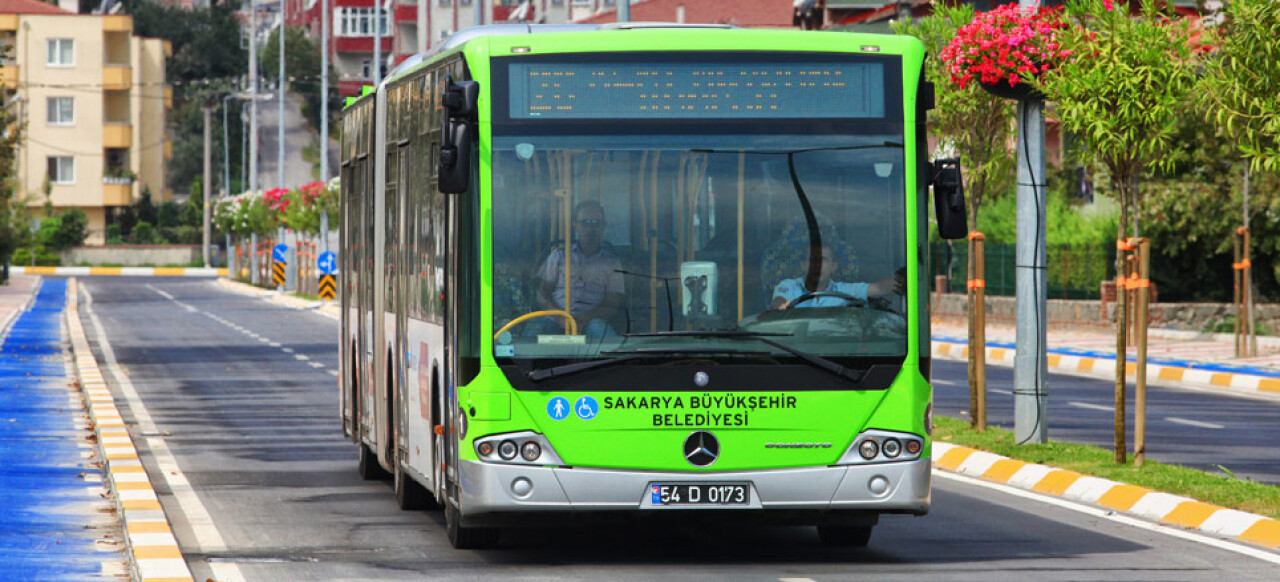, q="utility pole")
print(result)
[476,0,483,27]
[1014,0,1048,445]
[373,0,381,83]
[278,5,286,191]
[222,94,232,196]
[203,104,213,269]
[619,0,630,22]
[320,0,330,182]
[249,0,259,196]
